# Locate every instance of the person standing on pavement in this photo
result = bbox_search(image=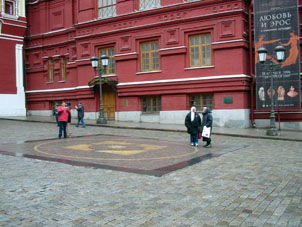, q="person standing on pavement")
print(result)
[185,106,201,147]
[75,102,86,128]
[201,106,213,148]
[54,104,59,126]
[57,101,70,139]
[66,102,72,137]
